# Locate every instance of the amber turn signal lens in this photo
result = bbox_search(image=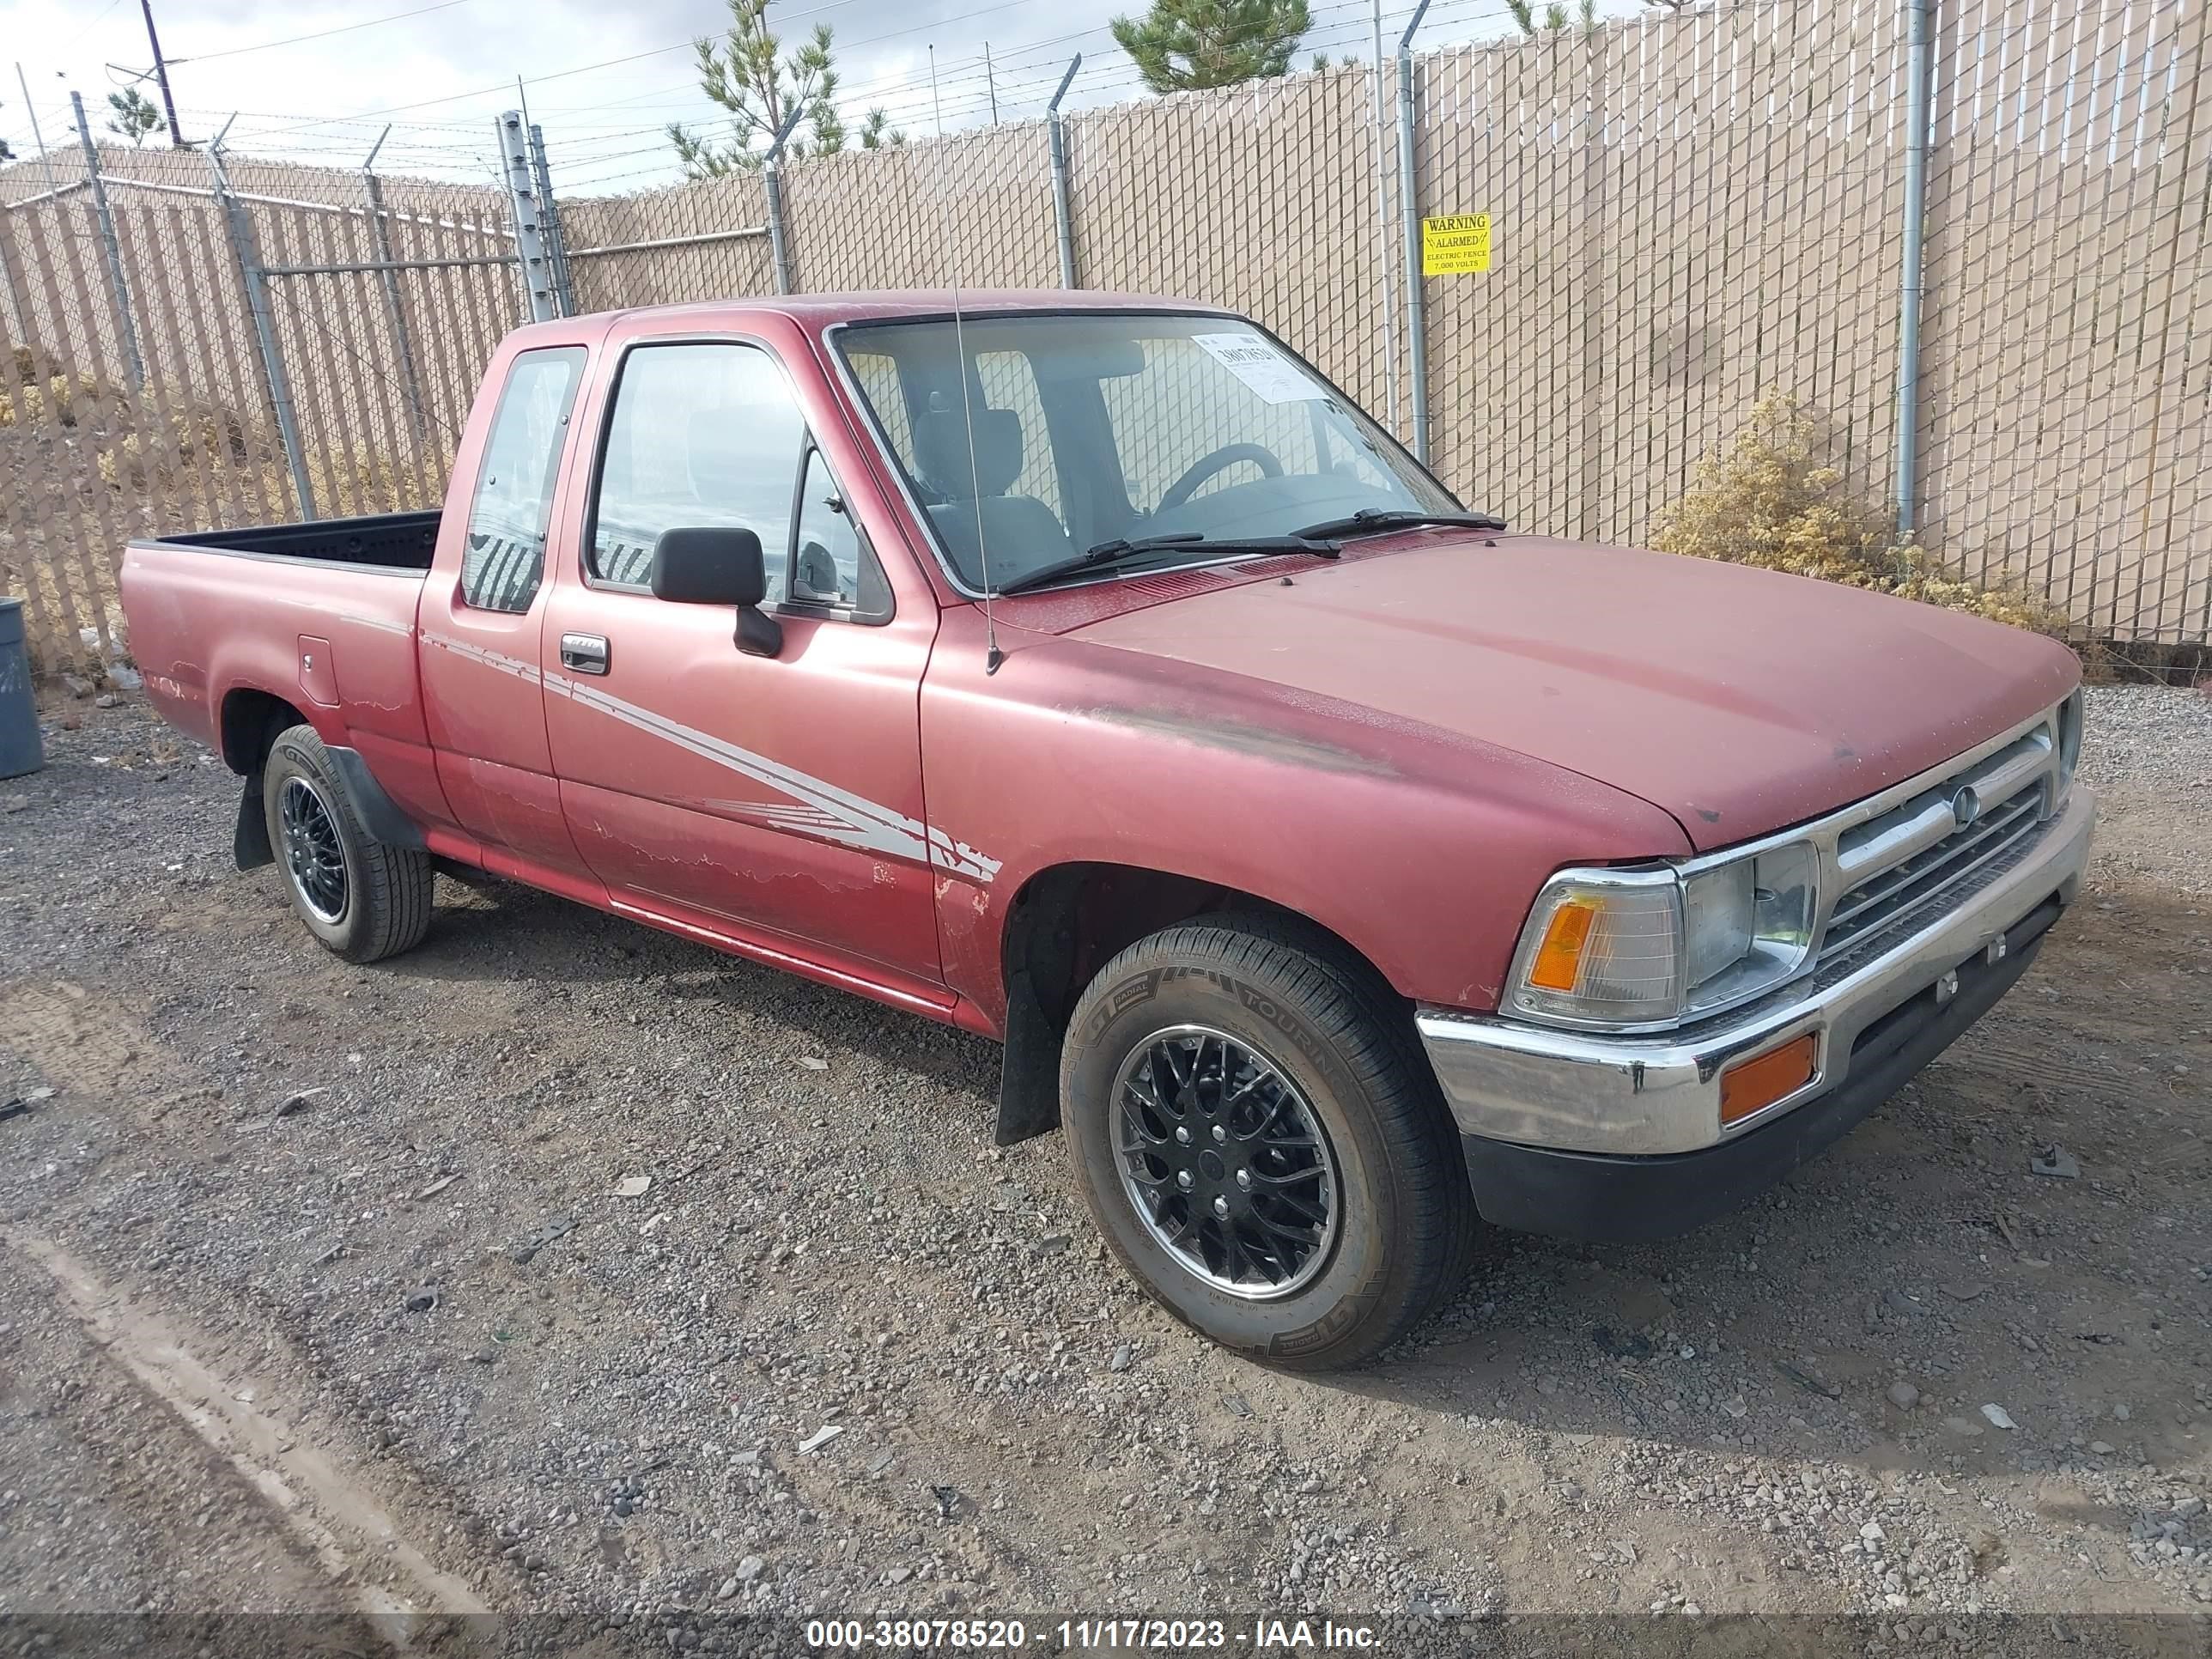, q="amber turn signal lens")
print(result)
[1527,900,1597,992]
[1720,1033,1818,1126]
